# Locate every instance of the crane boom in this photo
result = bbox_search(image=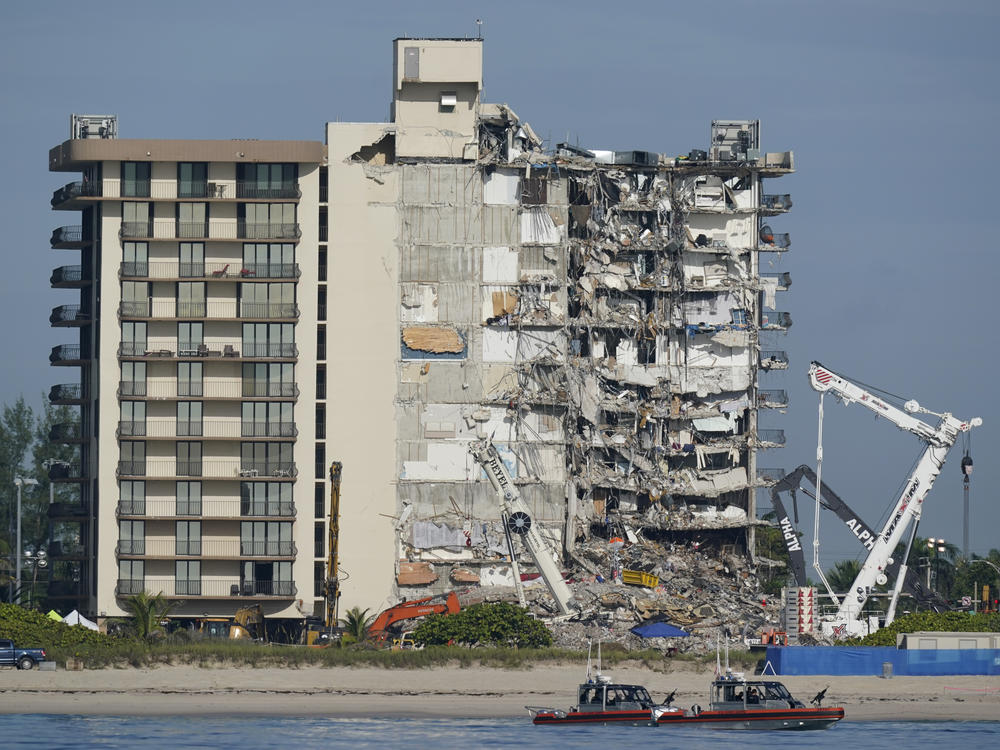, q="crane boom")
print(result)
[469,439,576,615]
[807,362,982,636]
